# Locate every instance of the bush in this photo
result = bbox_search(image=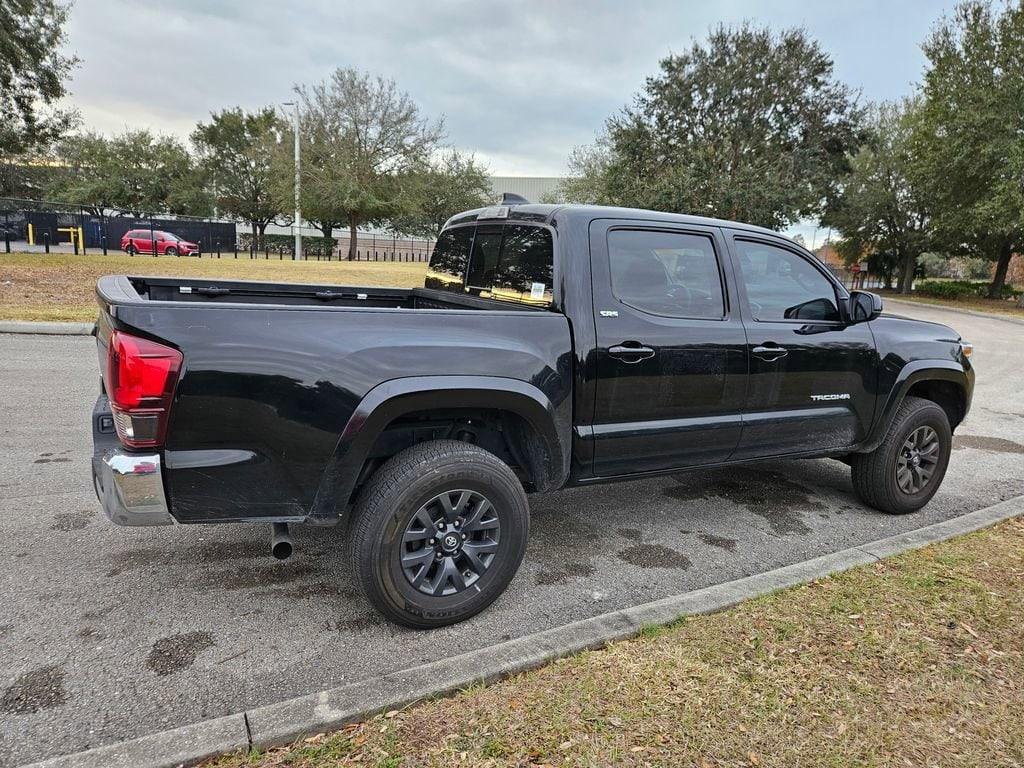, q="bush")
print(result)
[914,280,982,299]
[237,233,337,254]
